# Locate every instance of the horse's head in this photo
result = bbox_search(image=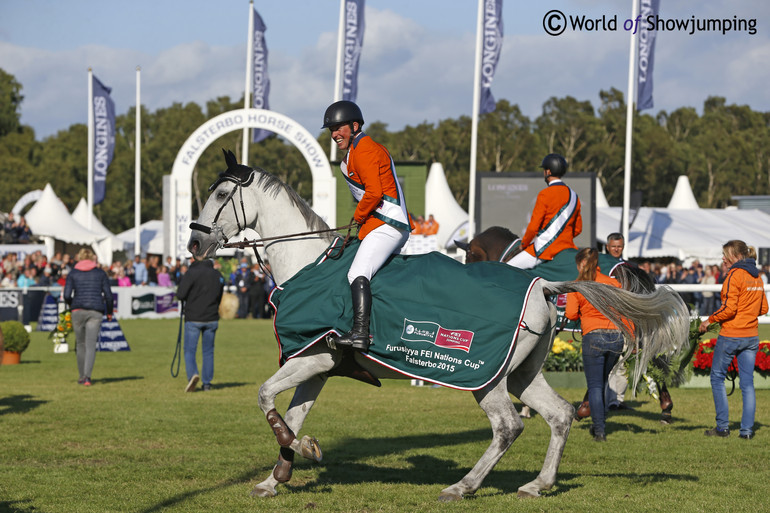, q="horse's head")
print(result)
[456,226,519,263]
[188,149,259,259]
